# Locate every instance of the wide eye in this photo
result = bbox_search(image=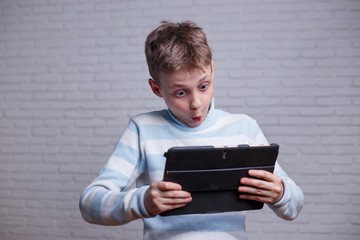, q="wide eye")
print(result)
[199,83,209,91]
[175,90,186,97]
